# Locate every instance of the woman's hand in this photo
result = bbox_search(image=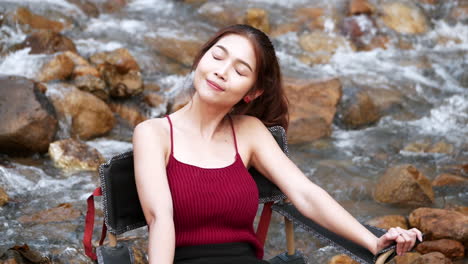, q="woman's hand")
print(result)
[376,227,423,256]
